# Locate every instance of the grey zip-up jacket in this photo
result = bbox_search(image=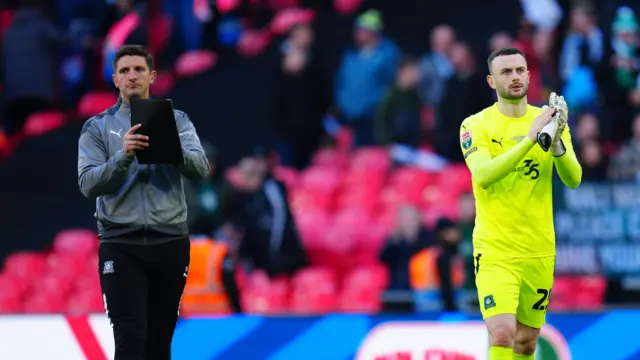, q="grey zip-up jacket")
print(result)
[77,97,210,244]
